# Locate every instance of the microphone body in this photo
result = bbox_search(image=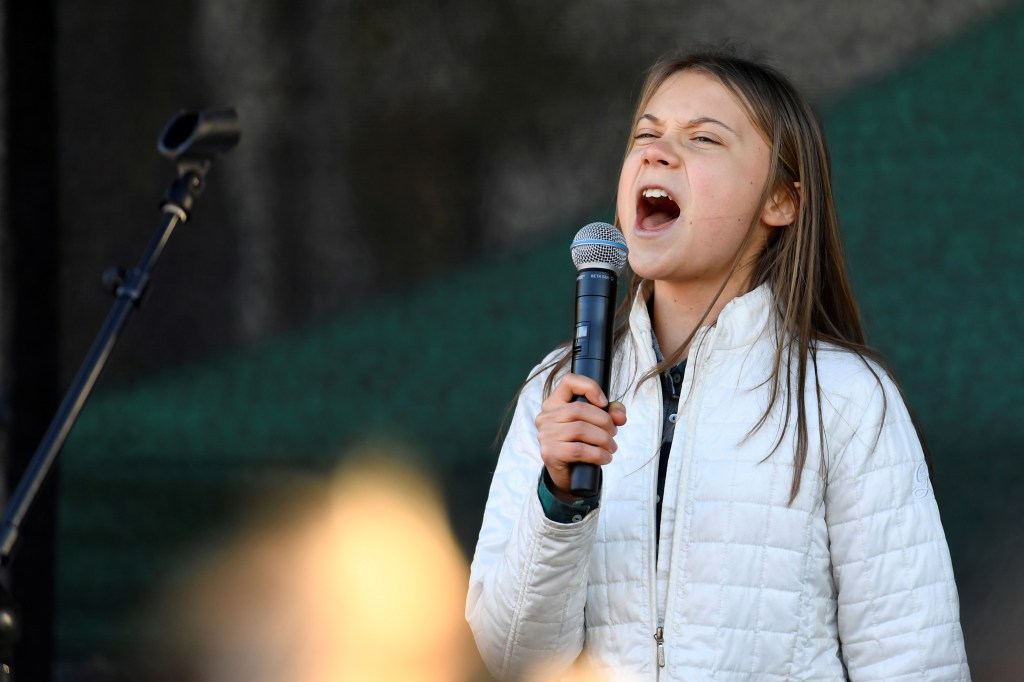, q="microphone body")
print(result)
[569,269,618,496]
[572,269,616,391]
[566,223,628,497]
